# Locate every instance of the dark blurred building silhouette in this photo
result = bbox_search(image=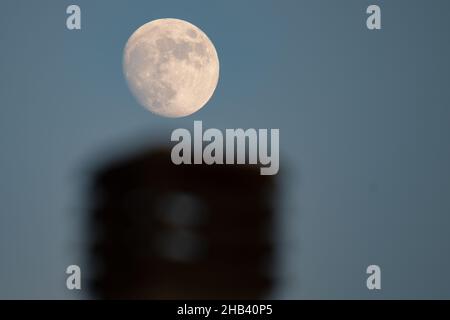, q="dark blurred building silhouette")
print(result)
[89,147,277,299]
